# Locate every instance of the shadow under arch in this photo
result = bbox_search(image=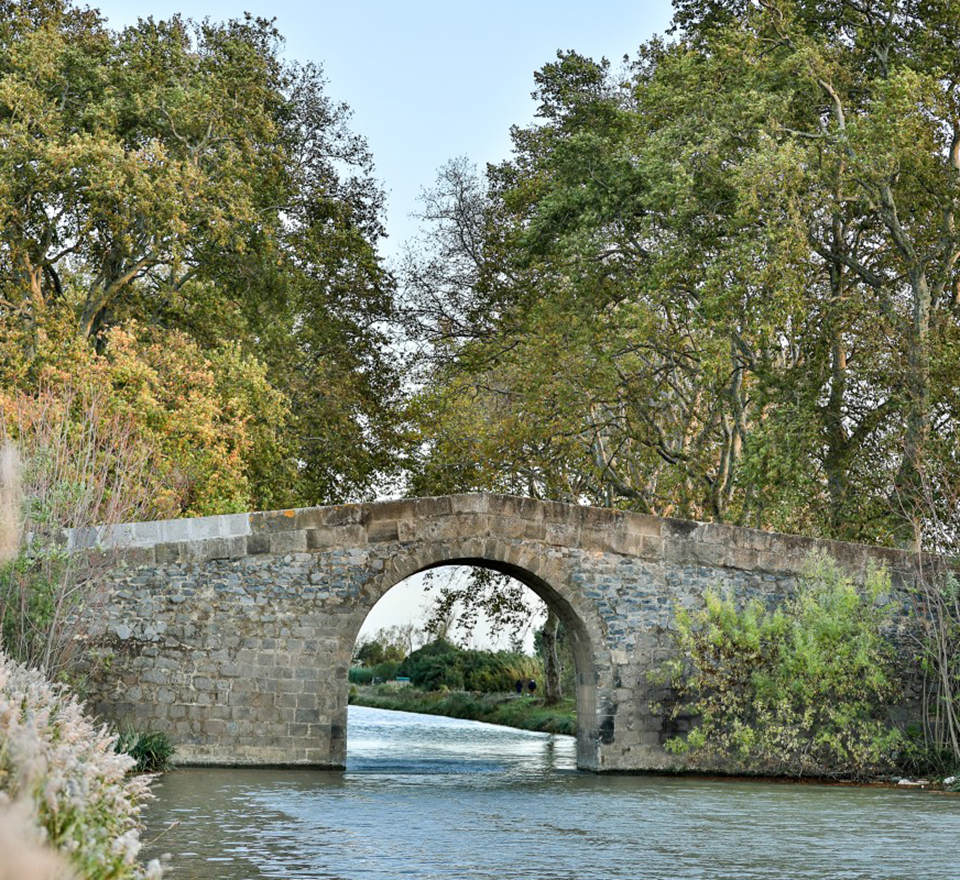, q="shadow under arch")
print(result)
[345,547,602,771]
